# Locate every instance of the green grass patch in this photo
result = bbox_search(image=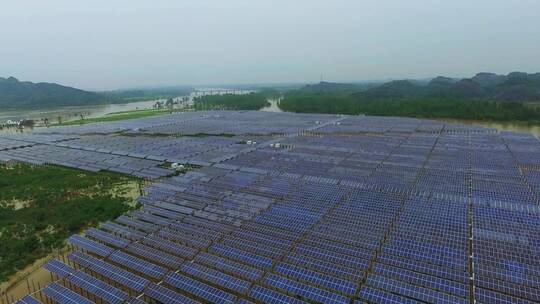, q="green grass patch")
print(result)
[0,163,138,282]
[55,108,178,126]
